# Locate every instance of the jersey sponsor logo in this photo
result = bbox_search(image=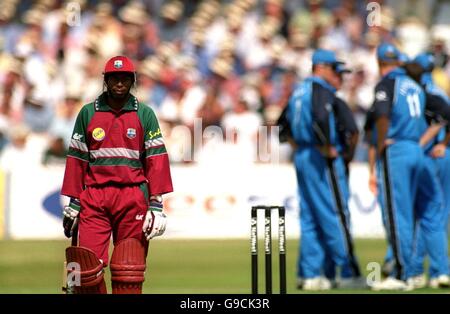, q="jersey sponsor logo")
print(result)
[127,128,137,139]
[114,60,123,69]
[73,133,83,140]
[375,90,387,101]
[148,128,161,139]
[92,127,105,141]
[135,214,144,221]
